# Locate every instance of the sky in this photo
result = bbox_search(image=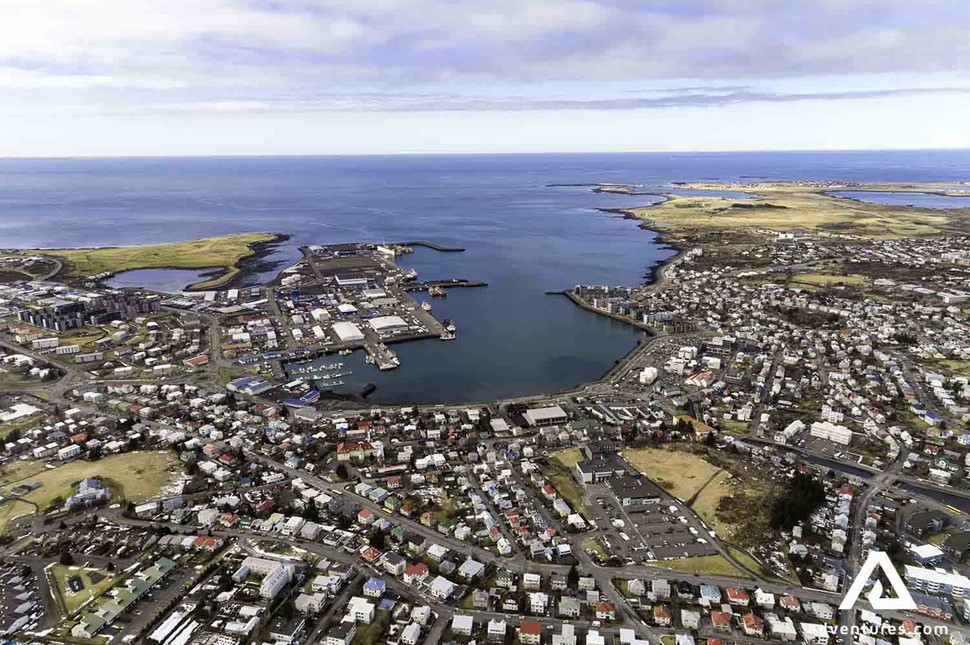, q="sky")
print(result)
[0,0,969,156]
